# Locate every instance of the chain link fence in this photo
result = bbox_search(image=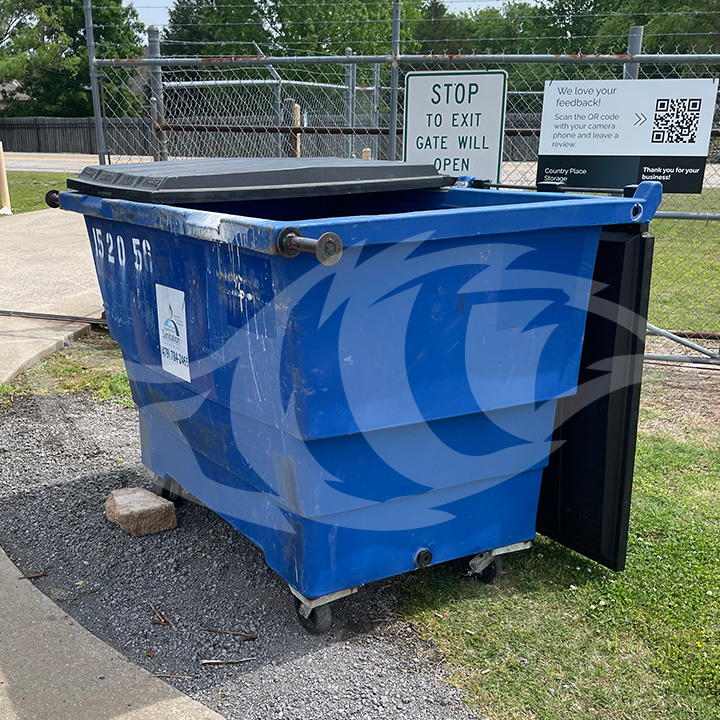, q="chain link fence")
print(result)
[90,22,720,355]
